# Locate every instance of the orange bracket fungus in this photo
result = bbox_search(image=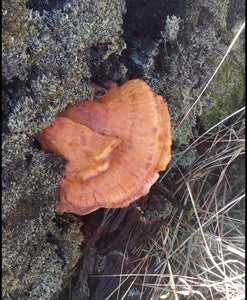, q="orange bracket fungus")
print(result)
[37,79,172,215]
